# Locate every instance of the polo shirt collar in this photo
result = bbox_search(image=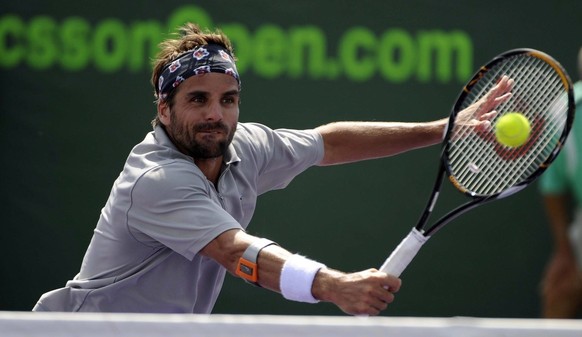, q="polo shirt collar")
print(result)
[224,143,241,165]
